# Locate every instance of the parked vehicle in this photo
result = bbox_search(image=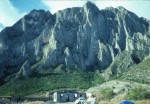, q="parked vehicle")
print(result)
[75,97,86,104]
